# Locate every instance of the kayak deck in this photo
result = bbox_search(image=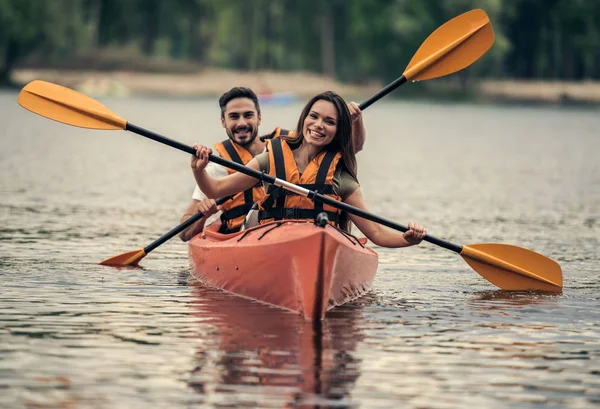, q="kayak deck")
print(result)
[188,220,378,319]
